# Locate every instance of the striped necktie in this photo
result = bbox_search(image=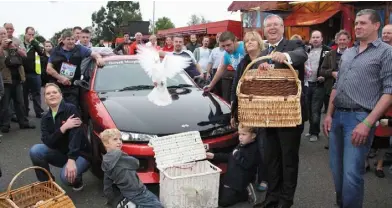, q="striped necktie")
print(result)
[268,45,276,64]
